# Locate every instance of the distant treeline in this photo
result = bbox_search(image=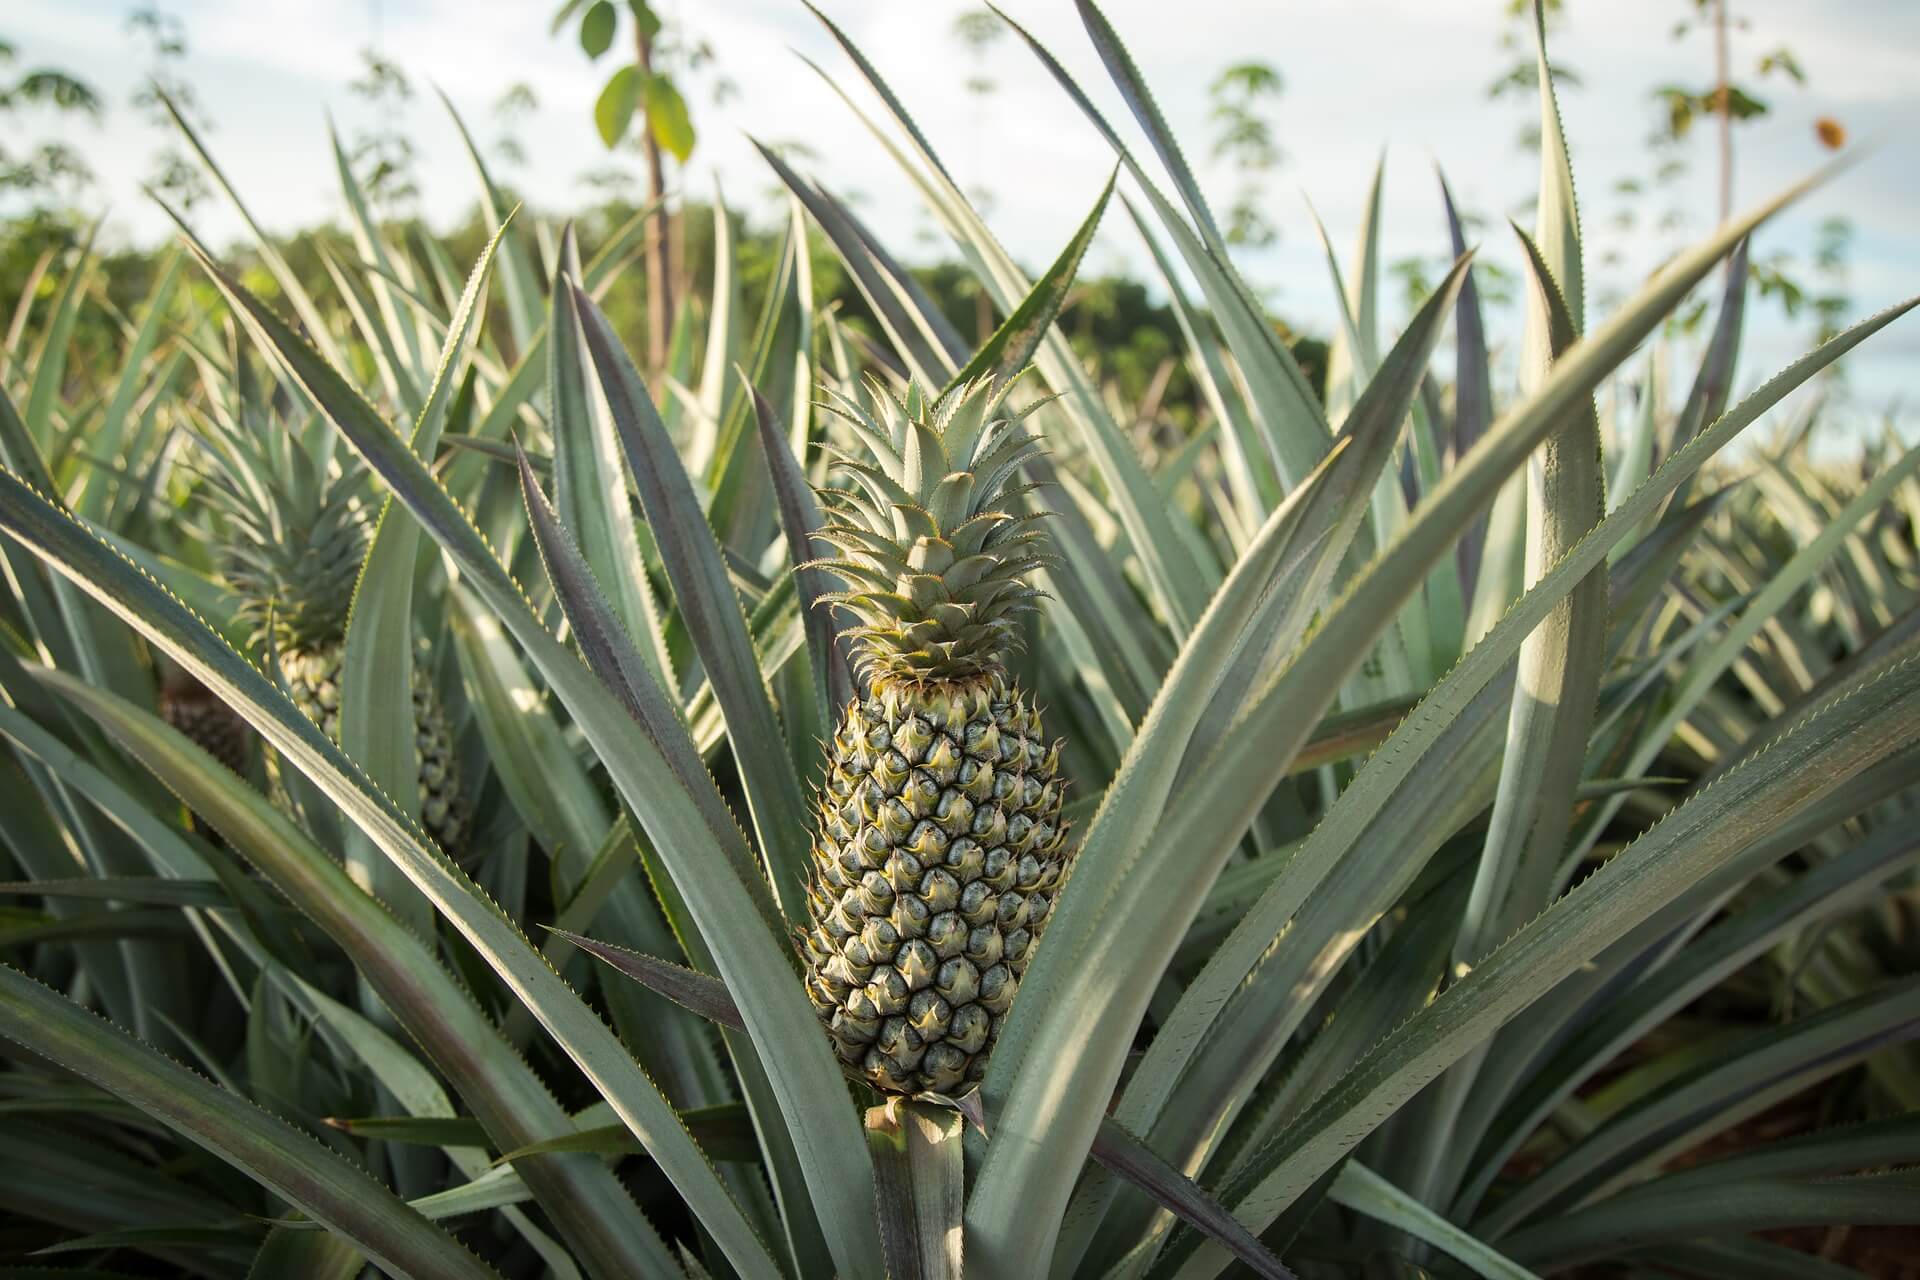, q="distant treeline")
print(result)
[2,197,1327,436]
